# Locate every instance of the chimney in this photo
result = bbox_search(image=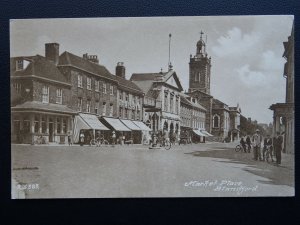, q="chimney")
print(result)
[116,62,126,79]
[83,53,99,64]
[45,43,59,65]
